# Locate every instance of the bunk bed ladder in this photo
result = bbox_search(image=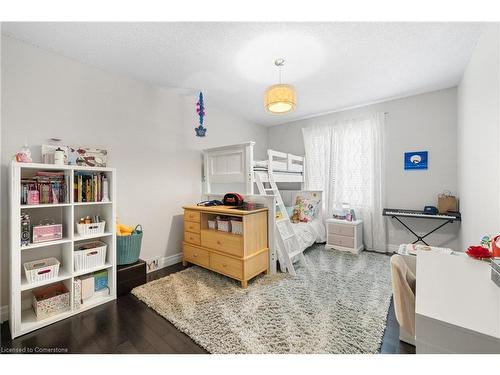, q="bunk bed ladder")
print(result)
[255,172,305,276]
